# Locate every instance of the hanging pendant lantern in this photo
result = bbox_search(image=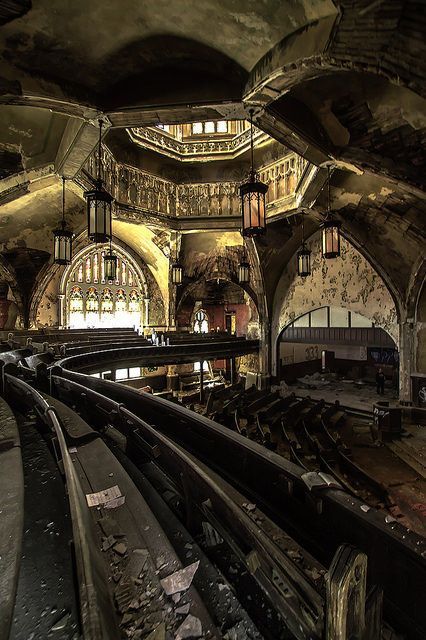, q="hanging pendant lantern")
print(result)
[171,262,183,285]
[104,237,117,283]
[297,213,311,277]
[321,219,341,258]
[238,260,250,284]
[240,110,268,237]
[53,177,73,265]
[85,120,113,243]
[297,246,311,277]
[321,166,341,259]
